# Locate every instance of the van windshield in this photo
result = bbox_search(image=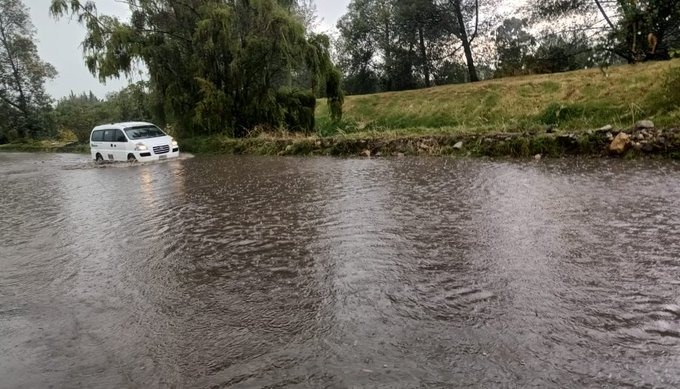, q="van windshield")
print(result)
[124,126,166,140]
